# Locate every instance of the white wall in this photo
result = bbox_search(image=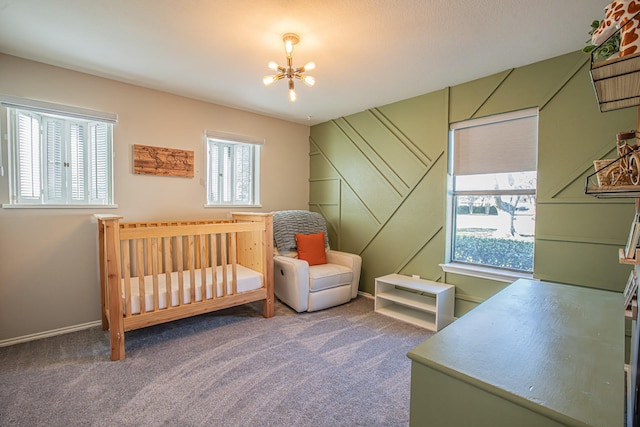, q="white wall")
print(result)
[0,54,310,342]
